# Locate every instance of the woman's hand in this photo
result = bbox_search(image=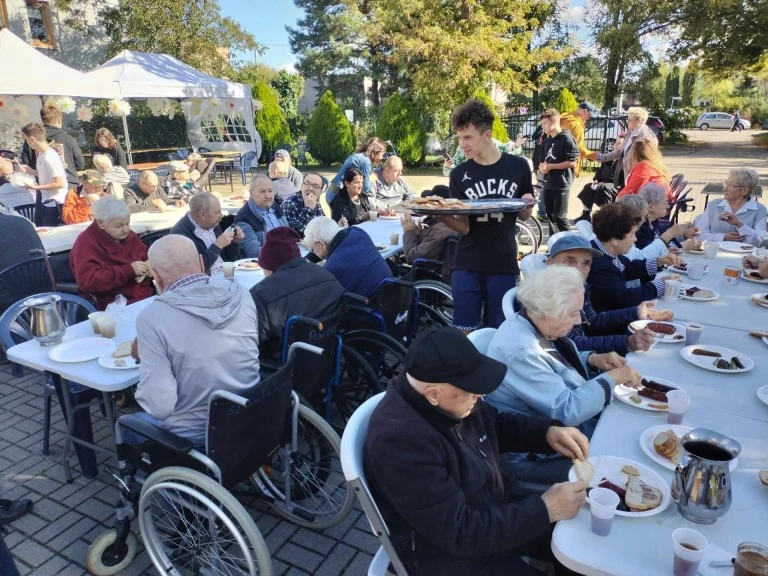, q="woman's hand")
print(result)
[606,364,644,388]
[724,232,745,242]
[719,212,743,228]
[658,253,683,268]
[401,213,418,232]
[683,226,701,239]
[588,352,626,372]
[131,261,150,276]
[681,238,702,252]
